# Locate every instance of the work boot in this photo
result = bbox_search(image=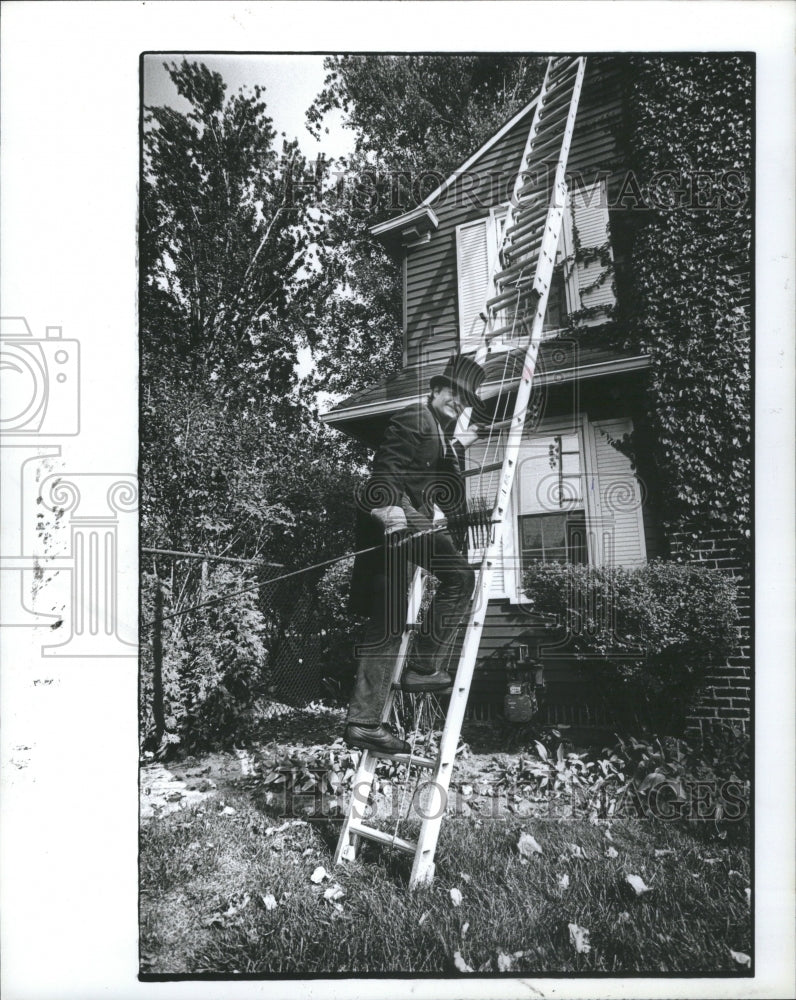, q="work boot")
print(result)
[400,668,453,693]
[344,723,410,755]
